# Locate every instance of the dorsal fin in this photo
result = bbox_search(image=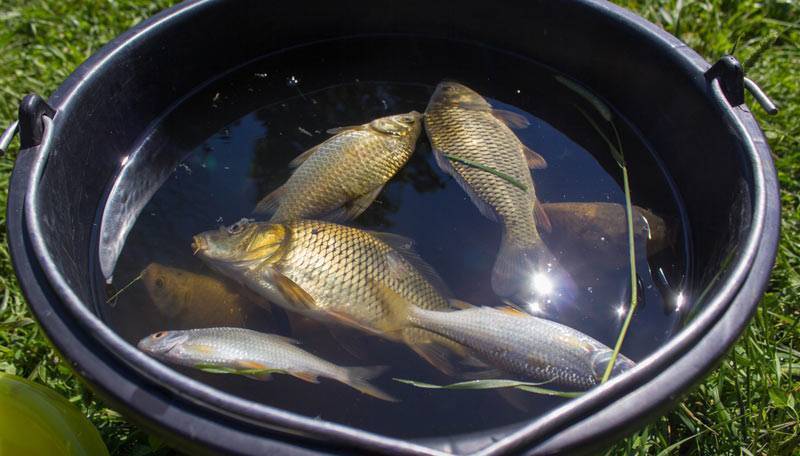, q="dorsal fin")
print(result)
[288,144,321,168]
[370,231,453,298]
[326,124,364,135]
[253,185,286,215]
